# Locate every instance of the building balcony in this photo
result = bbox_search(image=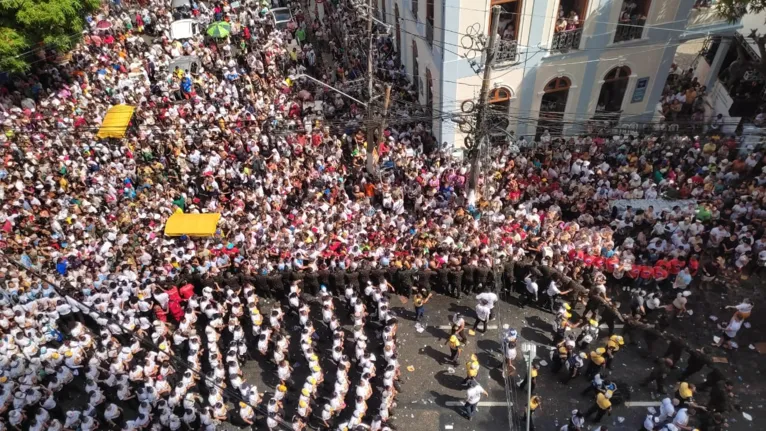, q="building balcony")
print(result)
[686,2,732,30]
[614,21,645,43]
[496,39,518,64]
[550,28,583,52]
